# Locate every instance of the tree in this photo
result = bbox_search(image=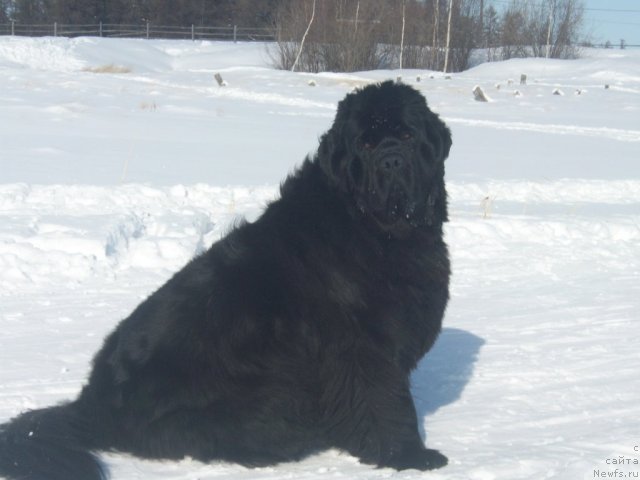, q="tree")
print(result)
[550,0,584,58]
[443,0,453,72]
[501,0,584,60]
[272,0,395,73]
[0,0,10,23]
[483,4,502,61]
[448,0,482,71]
[291,0,315,72]
[46,0,102,24]
[501,3,527,59]
[399,0,406,69]
[13,0,47,23]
